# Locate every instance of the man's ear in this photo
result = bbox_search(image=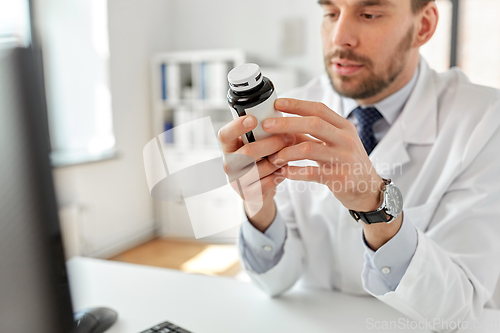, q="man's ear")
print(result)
[414,2,439,48]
